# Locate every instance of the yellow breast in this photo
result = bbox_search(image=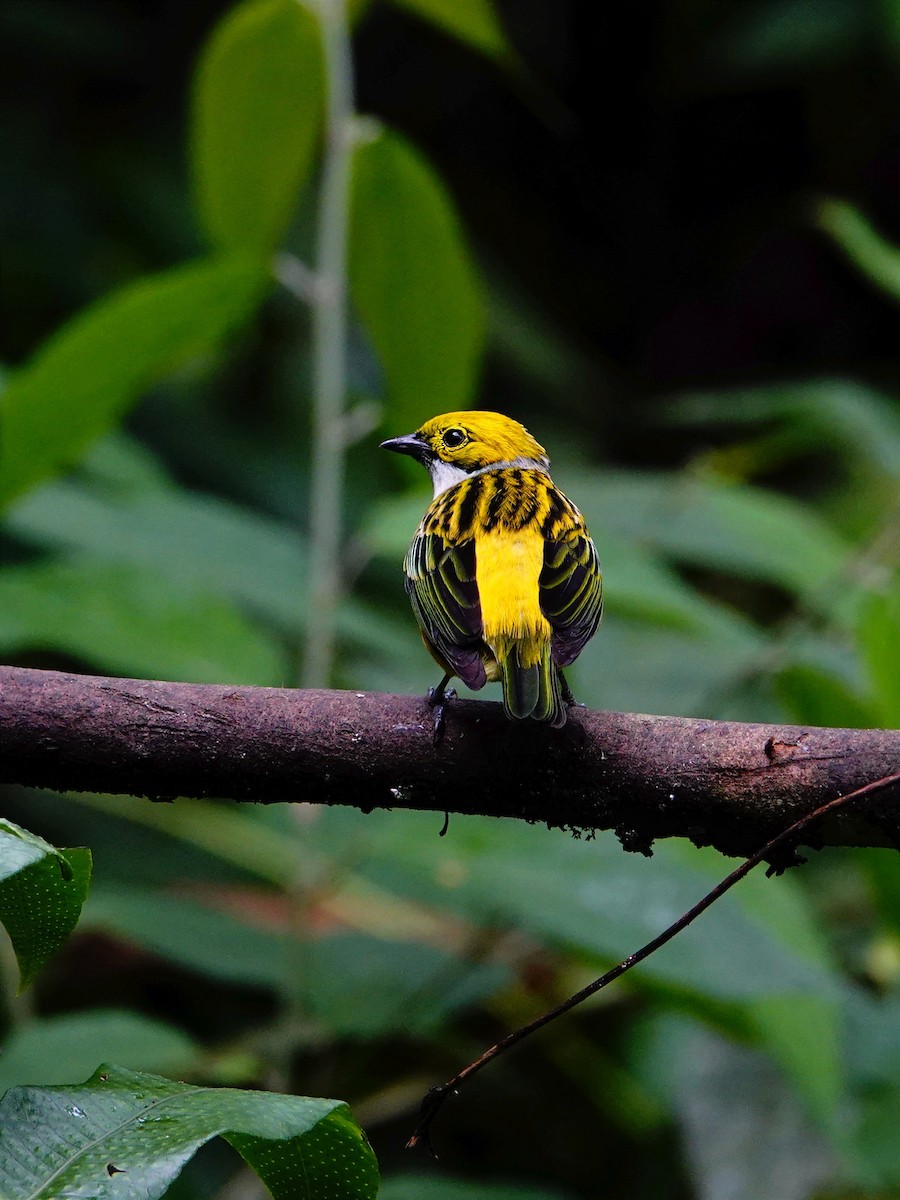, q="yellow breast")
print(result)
[476,527,550,668]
